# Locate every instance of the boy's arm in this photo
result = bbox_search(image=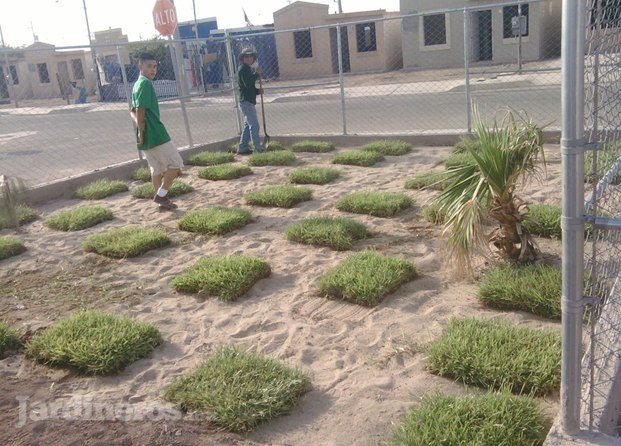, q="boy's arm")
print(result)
[130,107,146,145]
